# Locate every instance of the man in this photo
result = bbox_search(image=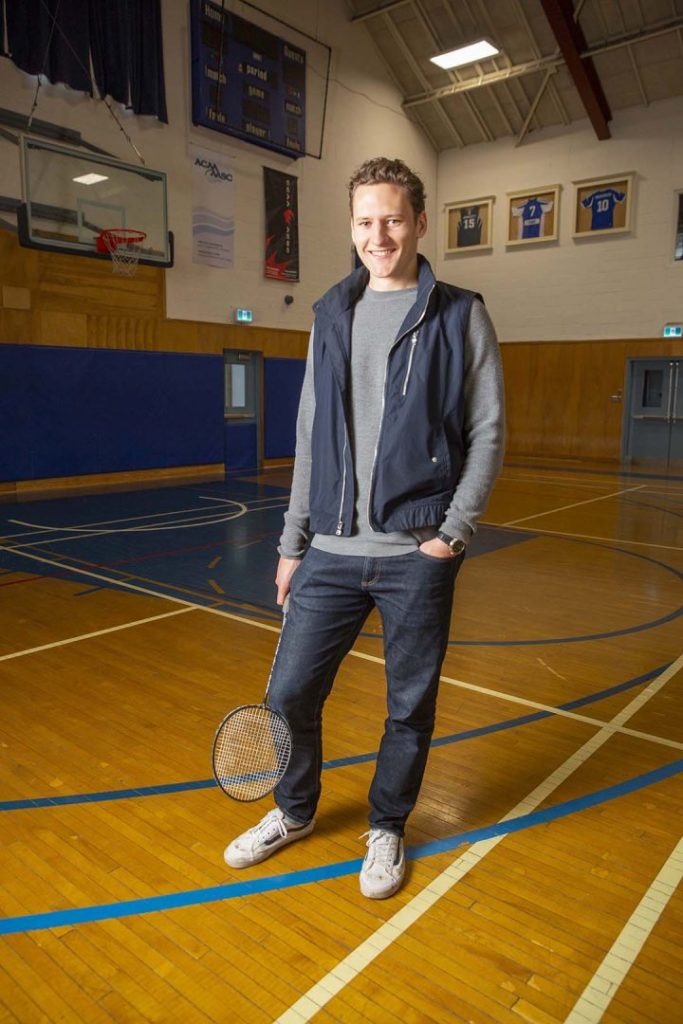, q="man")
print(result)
[225,157,504,899]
